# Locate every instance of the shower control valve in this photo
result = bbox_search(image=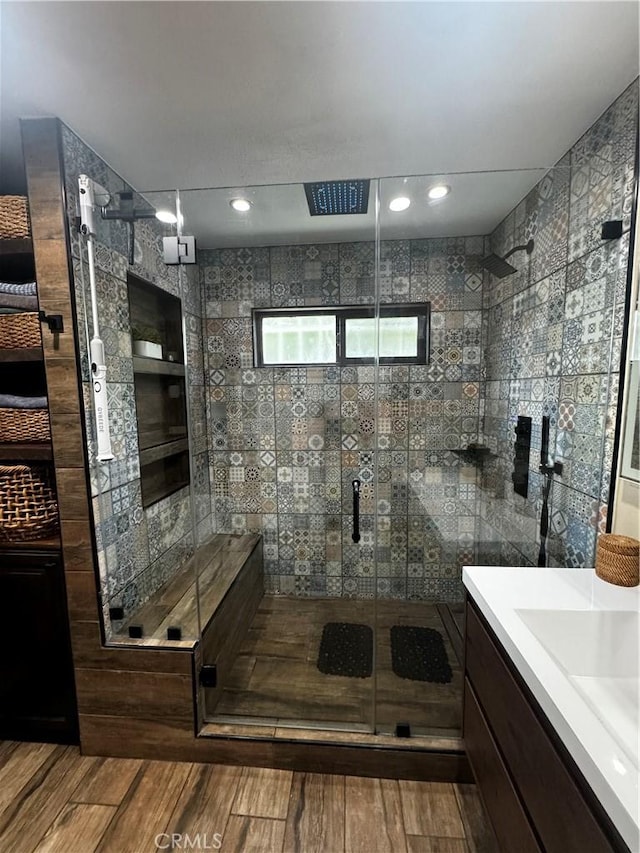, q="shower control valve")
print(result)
[540,460,563,476]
